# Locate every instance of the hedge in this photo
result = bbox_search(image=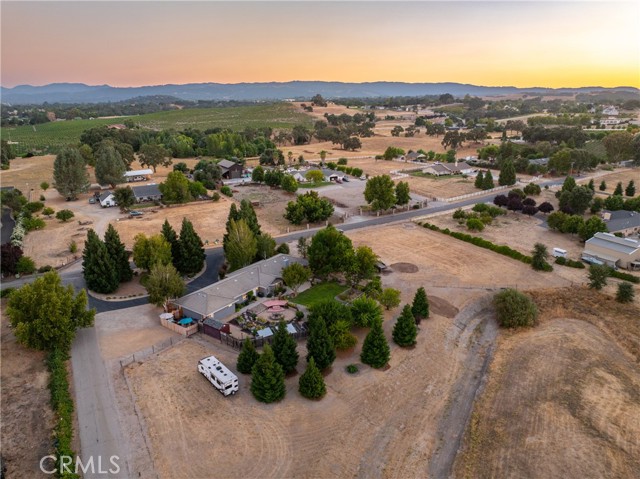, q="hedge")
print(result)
[420,222,532,265]
[47,349,79,479]
[610,270,640,284]
[554,257,586,269]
